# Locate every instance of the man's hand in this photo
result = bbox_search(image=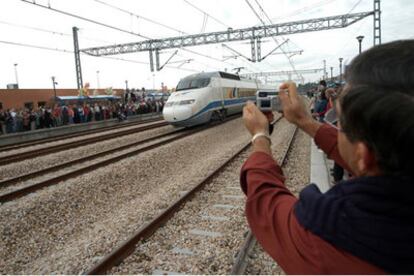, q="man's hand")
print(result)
[243,101,273,156]
[243,101,272,136]
[278,82,312,126]
[279,82,322,138]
